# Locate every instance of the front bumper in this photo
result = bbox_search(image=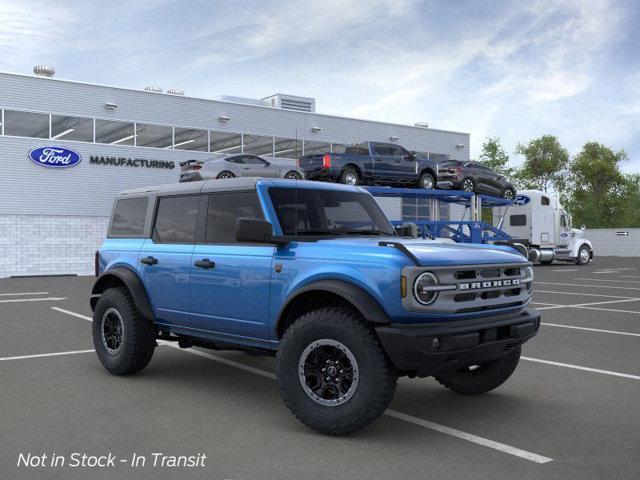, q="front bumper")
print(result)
[375,309,540,377]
